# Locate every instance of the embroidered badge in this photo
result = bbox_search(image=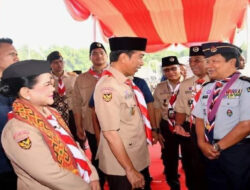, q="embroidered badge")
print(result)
[227,109,233,117]
[210,46,217,53]
[101,87,113,102]
[247,87,250,92]
[103,93,112,102]
[13,130,32,149]
[170,57,175,62]
[193,47,199,52]
[18,137,32,149]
